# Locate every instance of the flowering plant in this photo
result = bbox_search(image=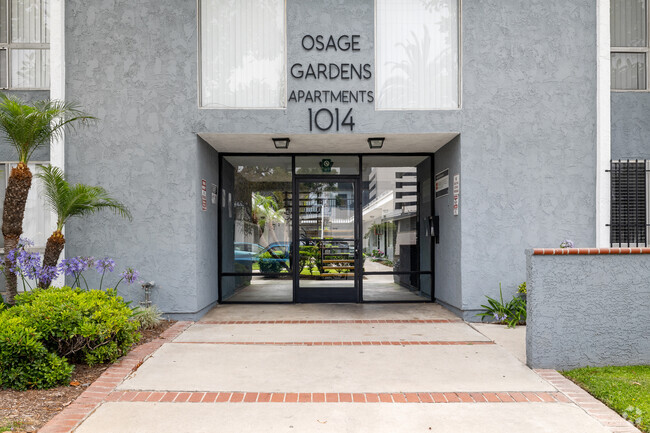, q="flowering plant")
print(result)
[1,237,140,292]
[58,256,140,291]
[477,283,527,328]
[0,237,59,290]
[560,239,574,248]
